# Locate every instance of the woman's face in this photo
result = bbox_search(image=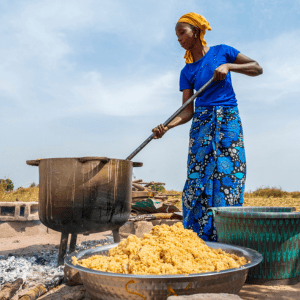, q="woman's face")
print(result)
[176,22,196,50]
